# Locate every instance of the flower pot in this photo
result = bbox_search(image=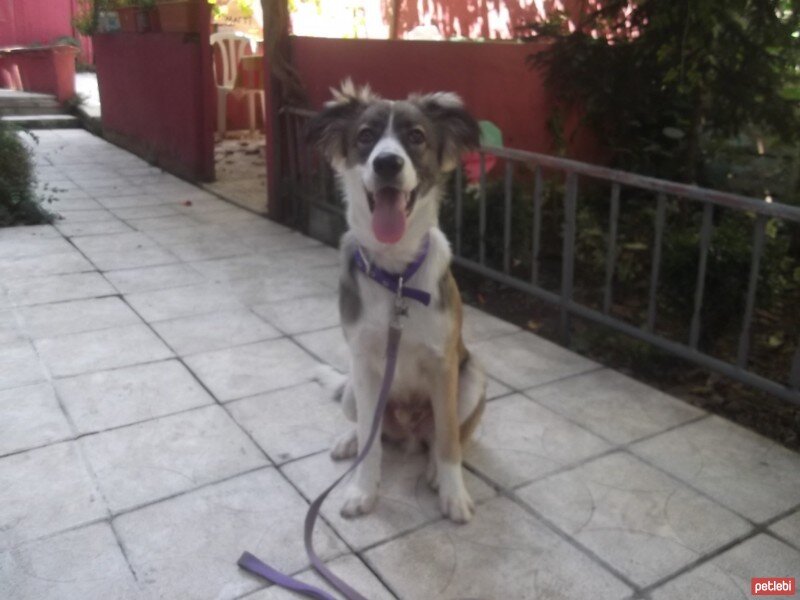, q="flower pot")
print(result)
[97,10,121,33]
[156,0,204,33]
[135,8,153,32]
[117,6,138,32]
